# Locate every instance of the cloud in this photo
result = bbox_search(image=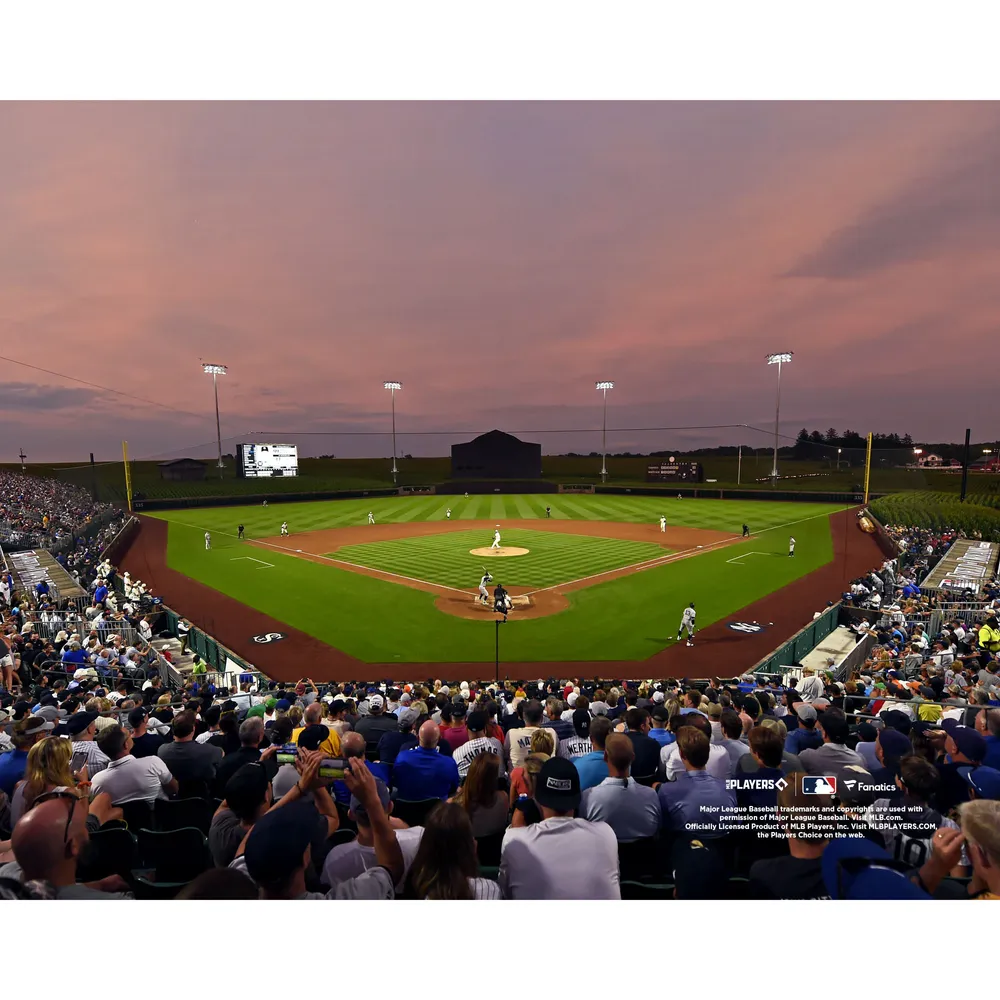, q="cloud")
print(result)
[0,381,99,410]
